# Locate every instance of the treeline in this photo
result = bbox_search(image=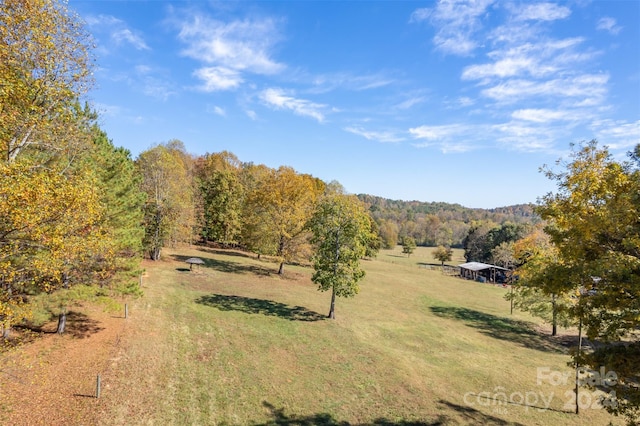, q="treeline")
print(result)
[1,1,145,336]
[0,0,376,336]
[136,145,360,275]
[357,194,538,249]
